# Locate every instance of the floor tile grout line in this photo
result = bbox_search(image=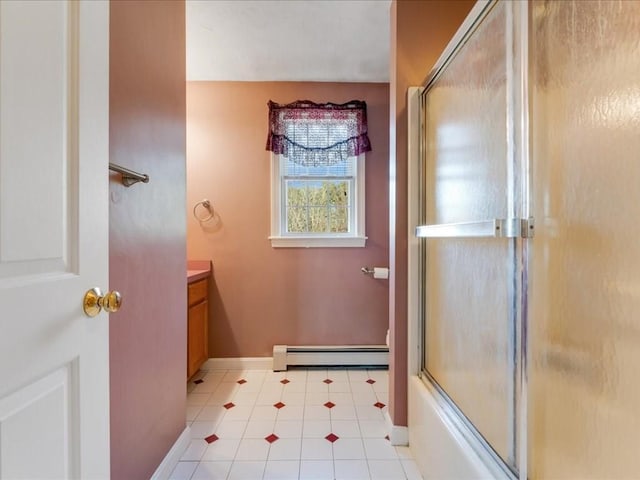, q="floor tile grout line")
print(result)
[228,368,265,480]
[183,368,414,480]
